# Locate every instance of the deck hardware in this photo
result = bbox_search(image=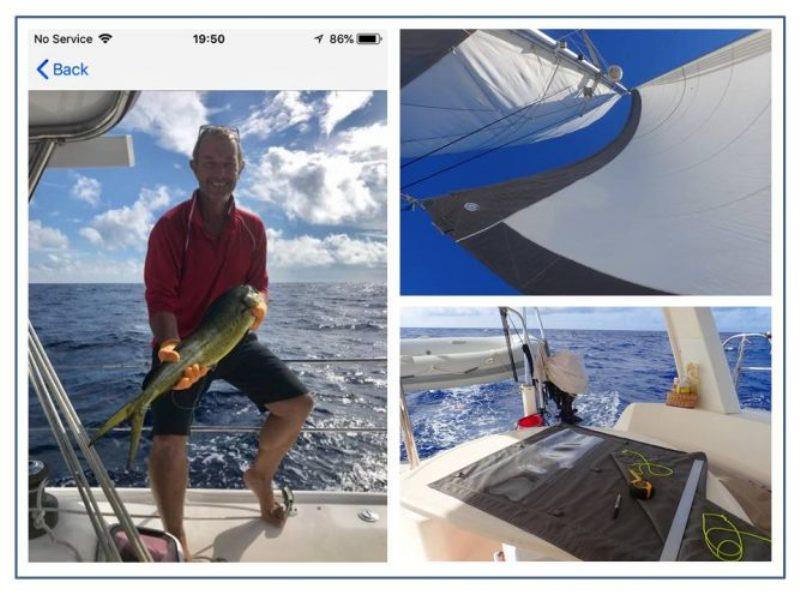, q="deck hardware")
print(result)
[281,486,297,516]
[358,509,380,523]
